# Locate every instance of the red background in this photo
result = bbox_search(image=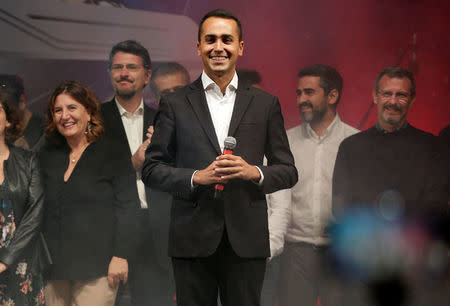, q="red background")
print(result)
[127,0,450,134]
